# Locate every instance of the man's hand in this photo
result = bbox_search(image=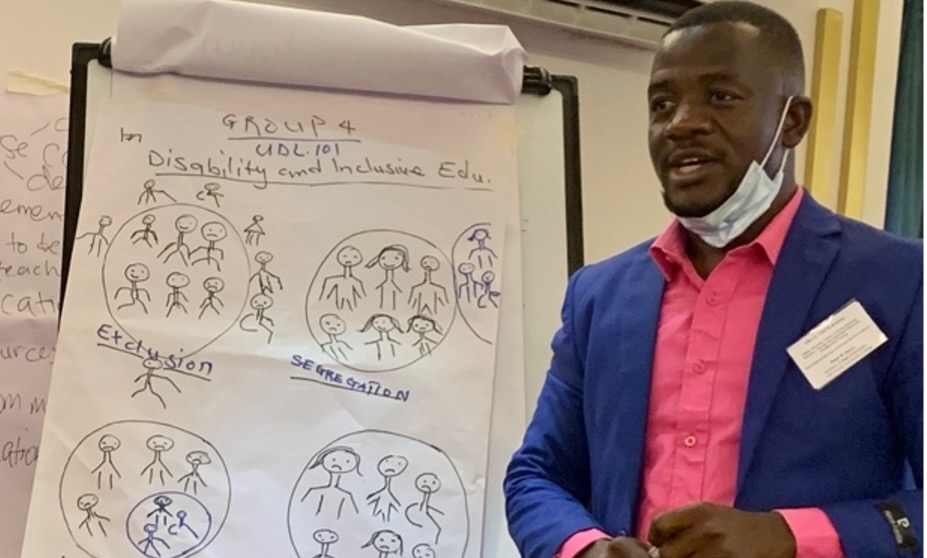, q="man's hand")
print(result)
[648,502,797,558]
[577,537,653,558]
